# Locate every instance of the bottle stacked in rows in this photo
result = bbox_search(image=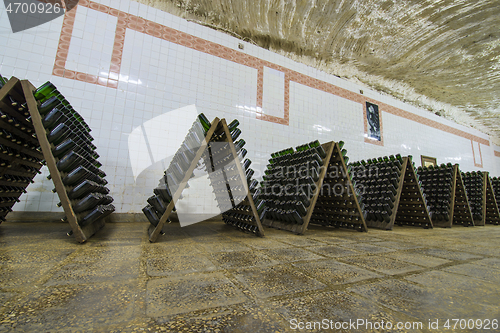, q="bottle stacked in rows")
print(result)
[0,74,44,221]
[201,115,263,234]
[33,81,114,227]
[492,177,500,208]
[259,140,327,225]
[417,163,454,223]
[462,171,483,222]
[350,154,404,225]
[142,114,207,227]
